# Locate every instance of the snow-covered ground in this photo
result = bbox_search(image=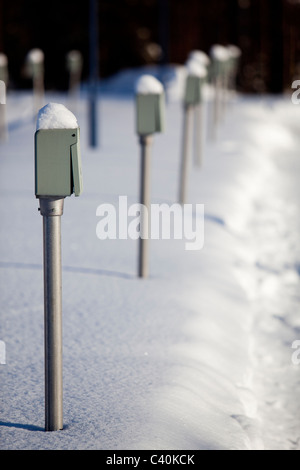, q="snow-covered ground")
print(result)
[0,68,299,450]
